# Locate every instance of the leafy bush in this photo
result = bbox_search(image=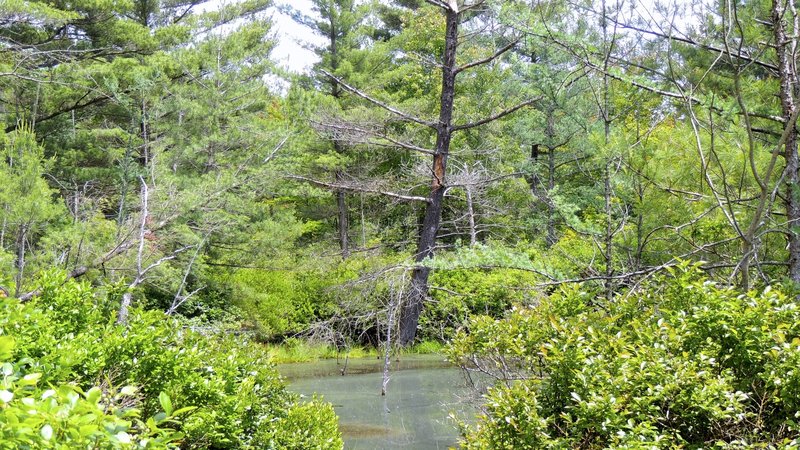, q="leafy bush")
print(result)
[448,264,800,449]
[231,268,339,340]
[229,253,403,343]
[424,267,537,340]
[0,272,342,449]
